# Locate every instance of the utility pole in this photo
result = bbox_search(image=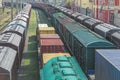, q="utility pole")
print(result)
[80,0,81,12]
[16,0,18,14]
[11,0,13,21]
[20,0,22,11]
